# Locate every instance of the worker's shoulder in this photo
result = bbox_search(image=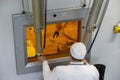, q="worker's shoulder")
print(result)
[53,65,69,71]
[90,65,98,69]
[54,64,97,69]
[55,65,96,69]
[55,65,68,69]
[86,64,98,70]
[87,65,99,73]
